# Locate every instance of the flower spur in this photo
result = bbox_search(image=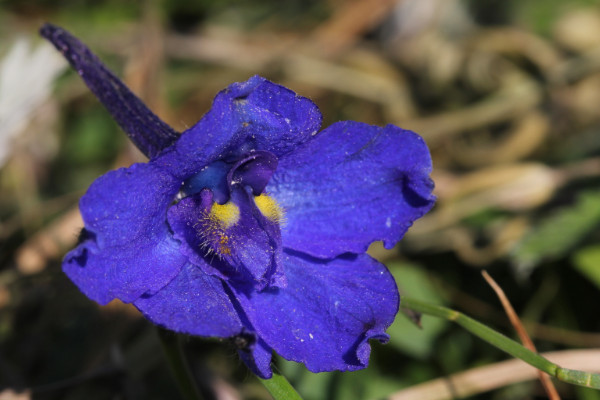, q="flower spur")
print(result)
[41,23,435,378]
